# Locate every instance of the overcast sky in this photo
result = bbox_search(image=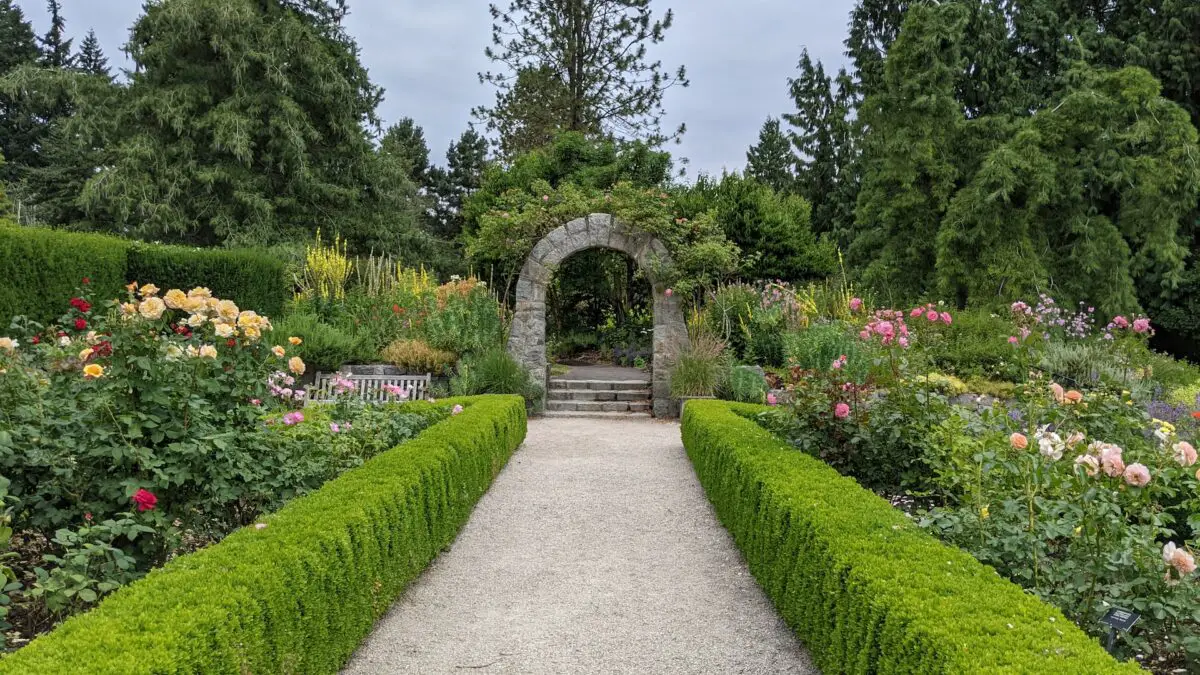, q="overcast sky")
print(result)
[18,0,856,178]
